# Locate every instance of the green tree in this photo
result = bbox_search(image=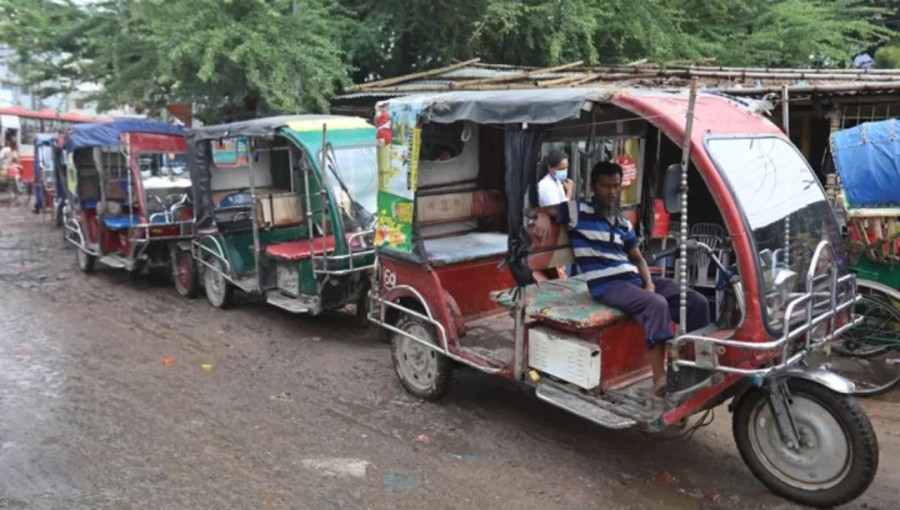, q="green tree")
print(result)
[1,0,354,122]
